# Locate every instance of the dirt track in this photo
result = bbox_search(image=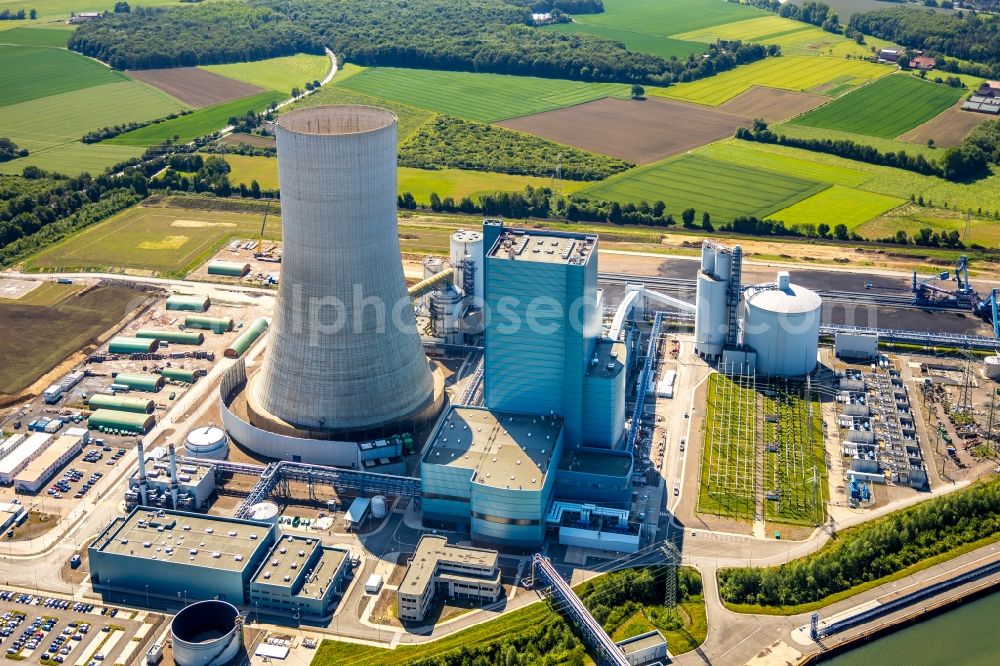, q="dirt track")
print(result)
[496,96,751,164]
[719,86,828,123]
[127,68,264,108]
